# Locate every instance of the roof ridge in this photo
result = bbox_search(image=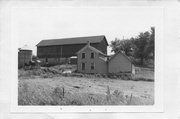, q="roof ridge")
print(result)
[42,35,105,41]
[108,50,132,63]
[37,35,107,47]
